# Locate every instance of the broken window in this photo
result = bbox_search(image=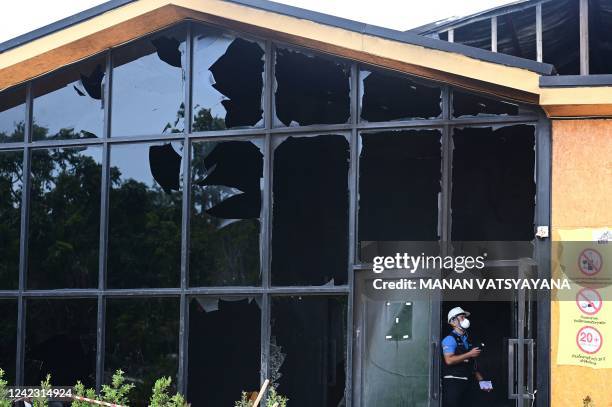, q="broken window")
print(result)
[111,24,187,136]
[28,146,102,289]
[542,0,580,75]
[271,296,347,407]
[451,125,536,259]
[0,85,26,143]
[272,134,349,286]
[107,142,183,288]
[358,130,441,262]
[589,0,612,74]
[24,298,96,386]
[497,7,537,60]
[105,298,179,406]
[0,150,22,289]
[454,19,492,51]
[360,69,442,122]
[33,55,105,140]
[452,90,519,117]
[187,297,261,406]
[192,25,264,131]
[274,48,350,126]
[0,300,17,383]
[190,139,263,286]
